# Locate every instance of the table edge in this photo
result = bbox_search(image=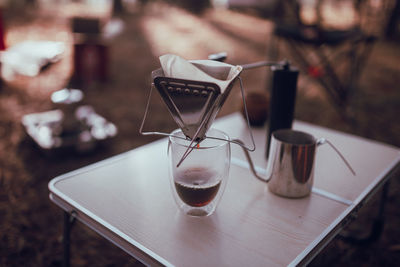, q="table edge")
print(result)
[290,154,400,266]
[48,139,174,267]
